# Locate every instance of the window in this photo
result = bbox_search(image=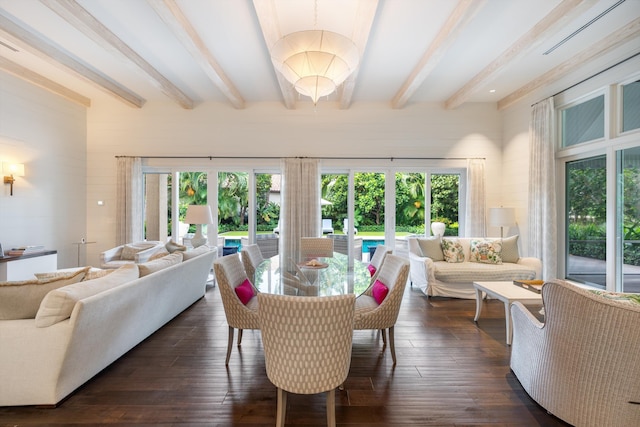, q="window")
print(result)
[429,173,460,236]
[617,147,640,292]
[561,95,605,147]
[622,80,640,133]
[565,157,607,288]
